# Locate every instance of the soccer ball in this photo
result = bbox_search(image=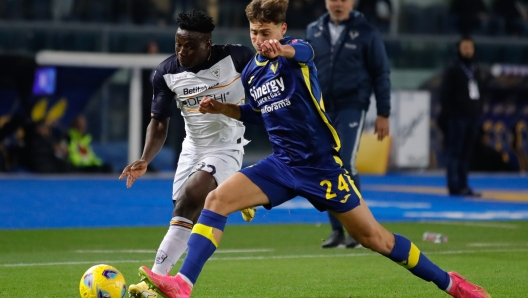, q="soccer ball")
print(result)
[79,264,127,298]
